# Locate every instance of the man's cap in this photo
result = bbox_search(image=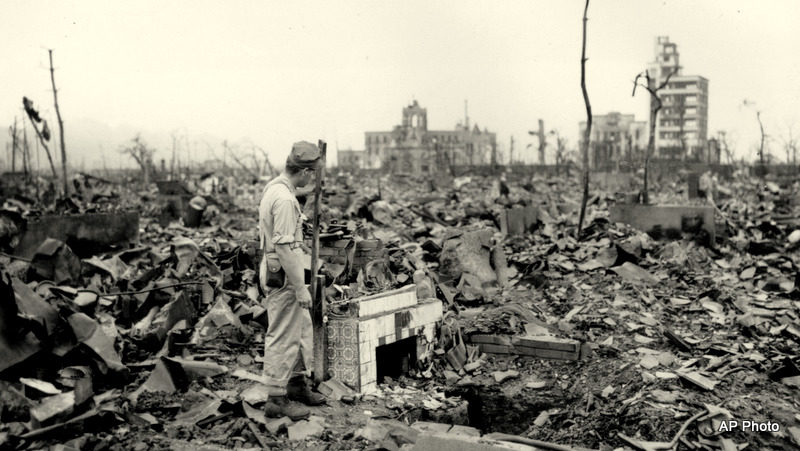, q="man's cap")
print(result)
[288,141,321,168]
